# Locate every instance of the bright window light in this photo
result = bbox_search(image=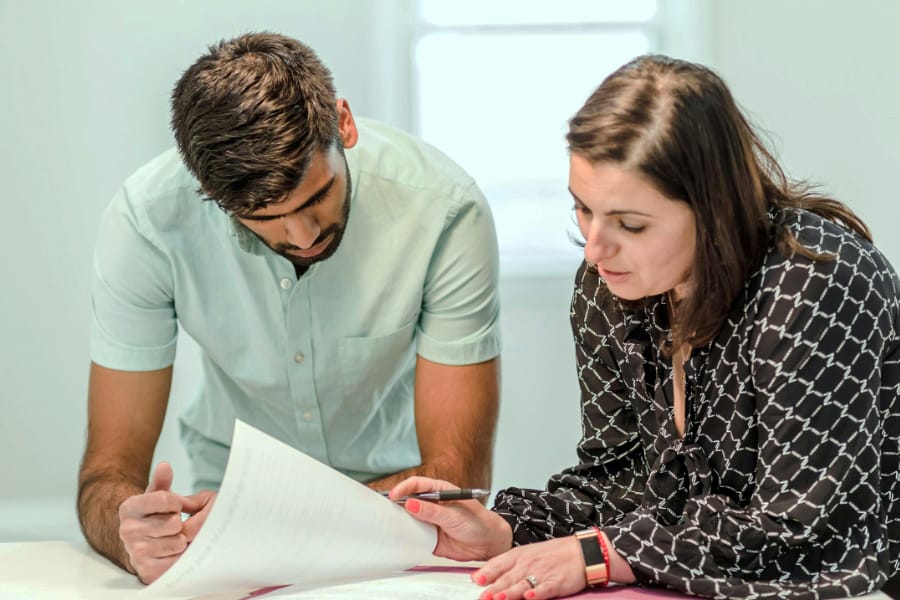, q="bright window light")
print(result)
[414,3,658,276]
